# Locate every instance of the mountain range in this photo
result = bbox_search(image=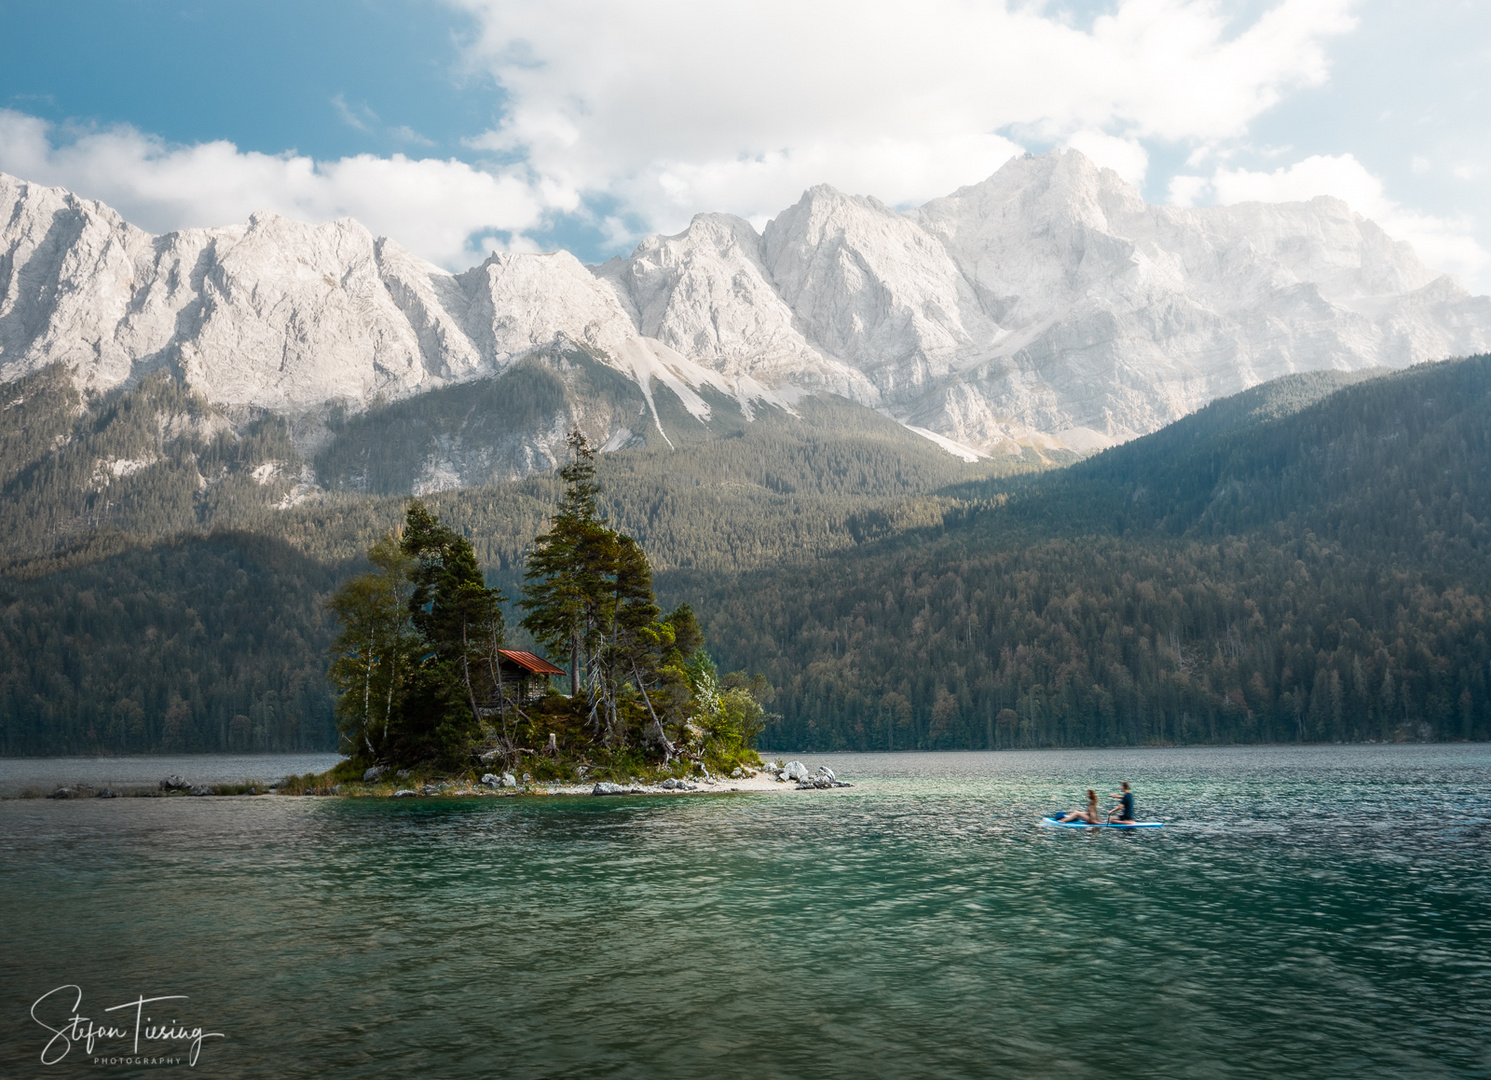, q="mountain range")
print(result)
[4,149,1488,492]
